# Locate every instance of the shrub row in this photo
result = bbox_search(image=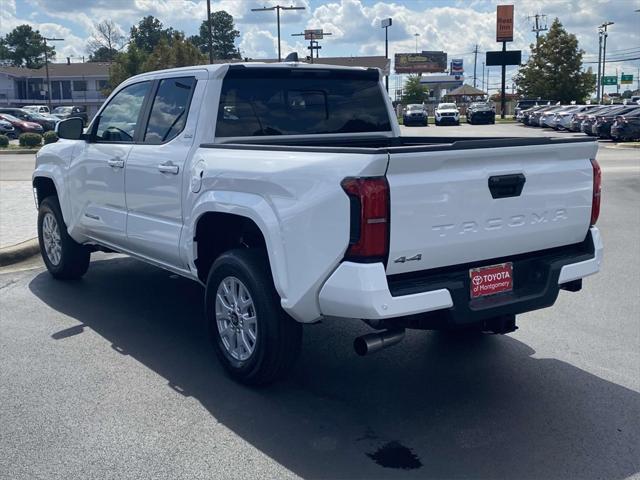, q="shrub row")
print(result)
[0,135,8,148]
